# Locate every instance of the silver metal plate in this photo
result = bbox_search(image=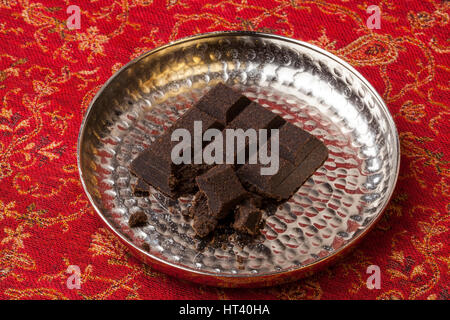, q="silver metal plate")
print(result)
[78,31,400,287]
